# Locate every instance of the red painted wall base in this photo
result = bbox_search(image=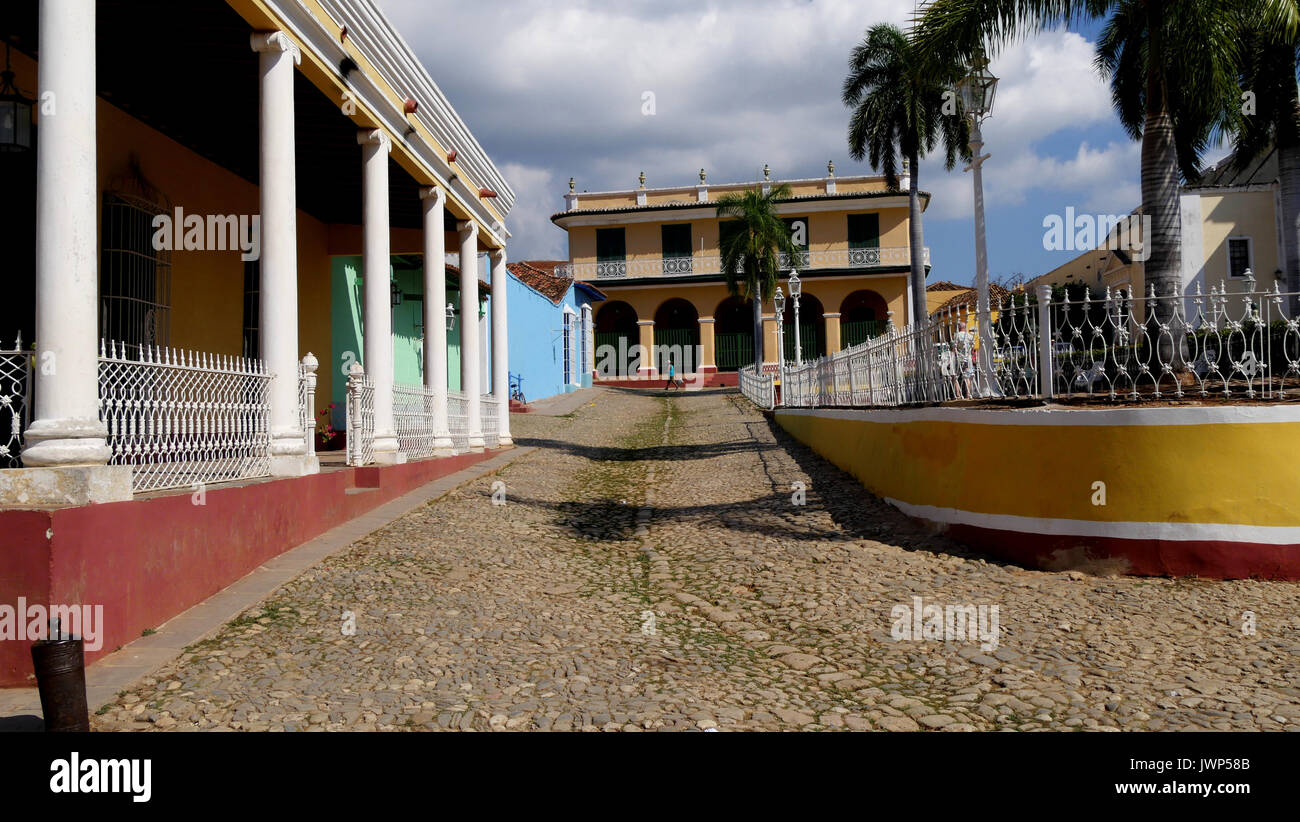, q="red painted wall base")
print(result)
[945,522,1300,580]
[0,451,496,687]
